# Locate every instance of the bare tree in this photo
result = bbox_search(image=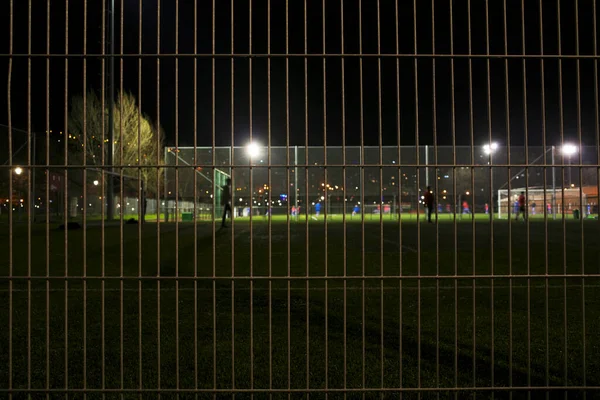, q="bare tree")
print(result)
[69,91,164,196]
